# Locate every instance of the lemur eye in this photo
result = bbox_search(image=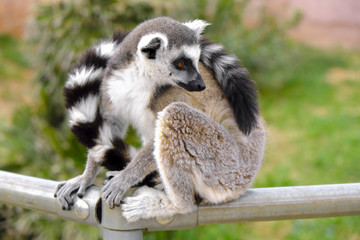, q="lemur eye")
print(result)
[177,61,185,68]
[173,58,190,70]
